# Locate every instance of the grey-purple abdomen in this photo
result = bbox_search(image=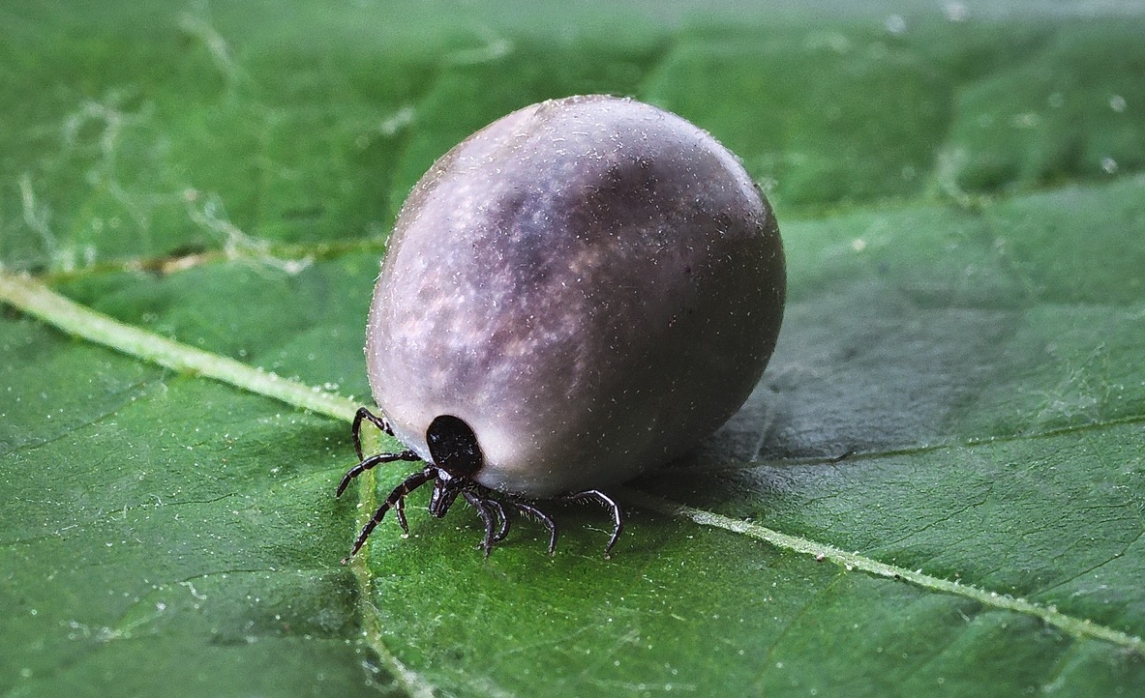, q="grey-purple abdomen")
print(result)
[366,95,785,497]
